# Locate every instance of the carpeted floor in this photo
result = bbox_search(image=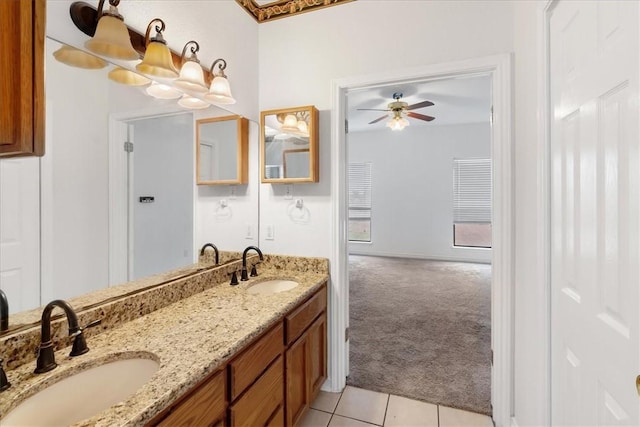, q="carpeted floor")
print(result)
[347,255,492,415]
